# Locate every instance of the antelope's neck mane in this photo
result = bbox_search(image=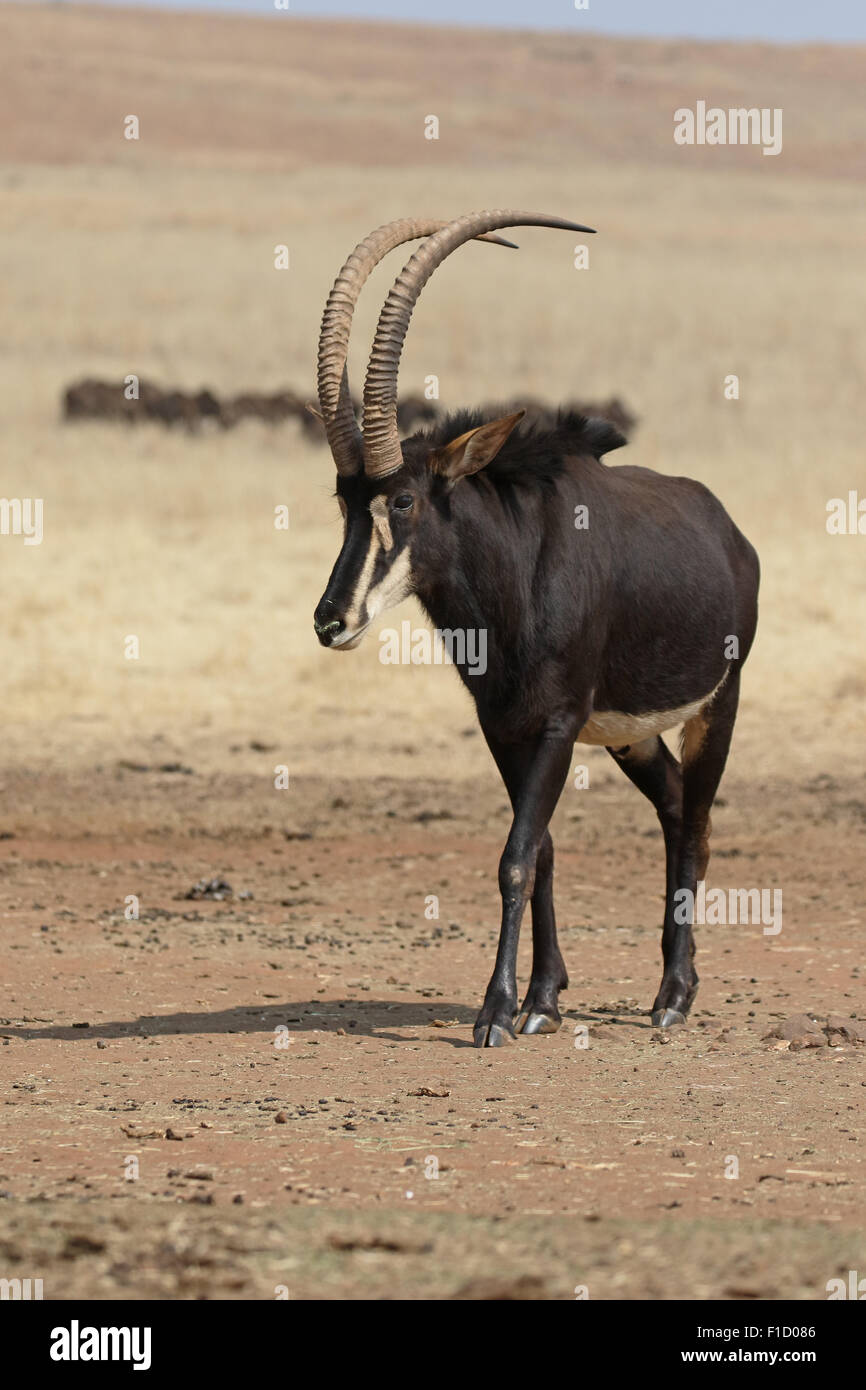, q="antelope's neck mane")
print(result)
[414,413,624,699]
